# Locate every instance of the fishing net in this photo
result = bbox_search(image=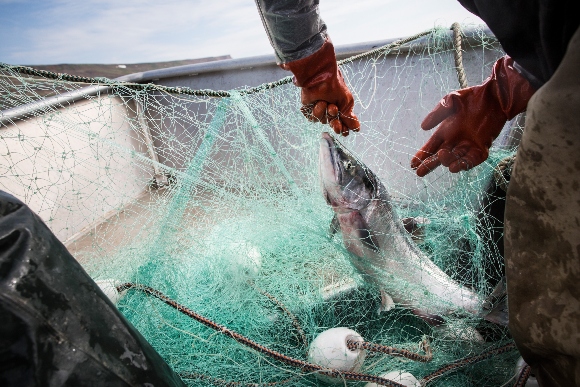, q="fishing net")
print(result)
[0,24,525,386]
